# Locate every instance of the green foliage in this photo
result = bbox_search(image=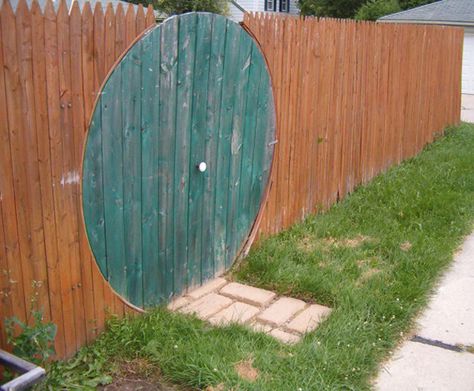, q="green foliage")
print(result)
[355,0,401,21]
[399,0,436,10]
[127,0,229,16]
[5,310,57,366]
[38,347,113,390]
[298,0,365,17]
[298,0,435,18]
[41,123,474,390]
